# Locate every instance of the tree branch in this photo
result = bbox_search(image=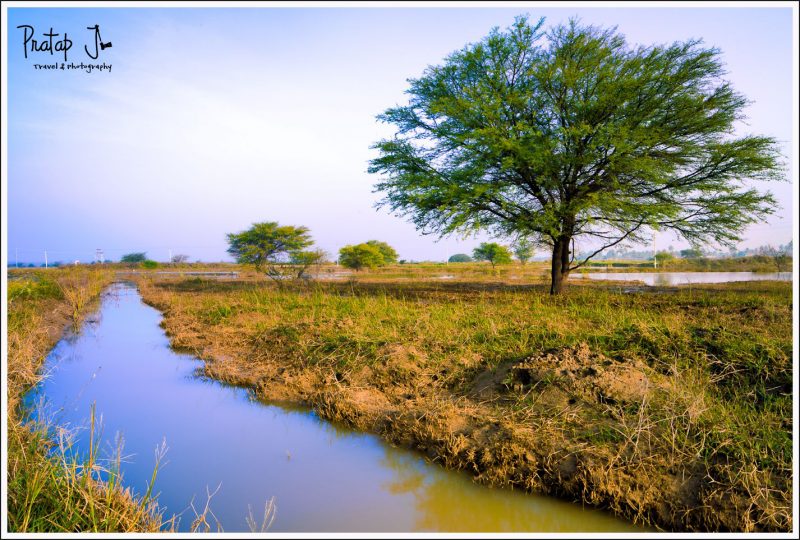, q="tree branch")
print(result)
[567,221,645,271]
